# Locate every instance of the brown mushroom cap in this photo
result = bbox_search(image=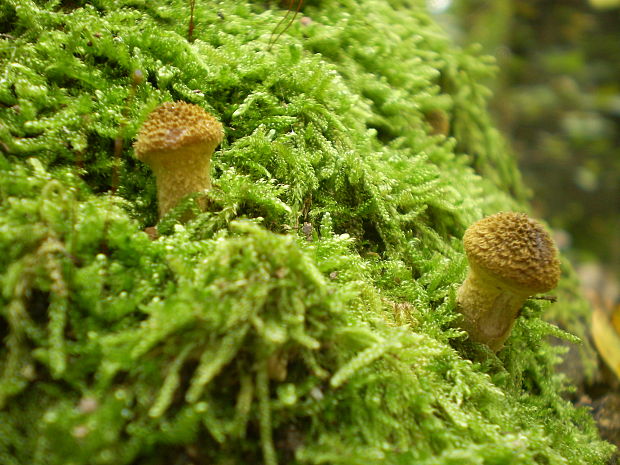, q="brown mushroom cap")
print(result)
[463,212,561,293]
[134,101,223,162]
